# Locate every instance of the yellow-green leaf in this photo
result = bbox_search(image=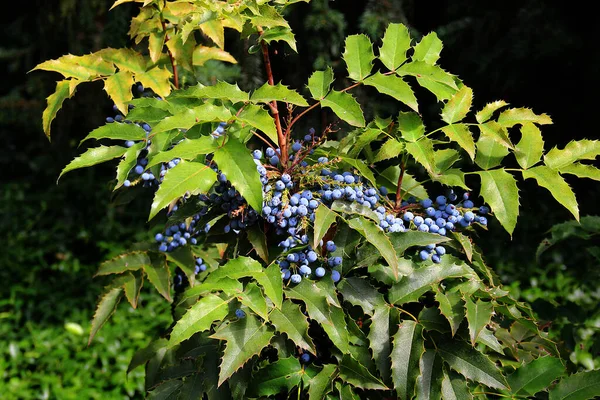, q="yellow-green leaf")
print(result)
[412,32,443,65]
[363,72,418,112]
[321,90,365,127]
[477,169,520,236]
[515,122,544,169]
[104,70,134,115]
[441,124,475,161]
[379,23,412,71]
[522,166,579,220]
[440,85,473,124]
[342,34,375,81]
[42,80,76,141]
